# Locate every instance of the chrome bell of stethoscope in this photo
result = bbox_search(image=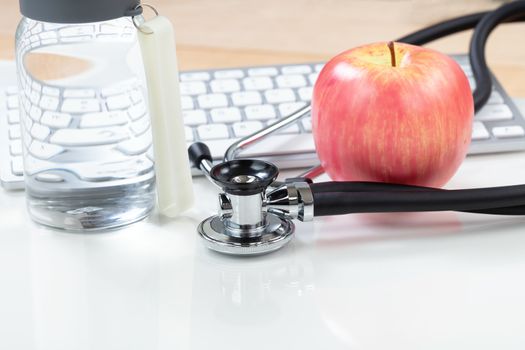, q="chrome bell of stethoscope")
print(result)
[188,141,314,255]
